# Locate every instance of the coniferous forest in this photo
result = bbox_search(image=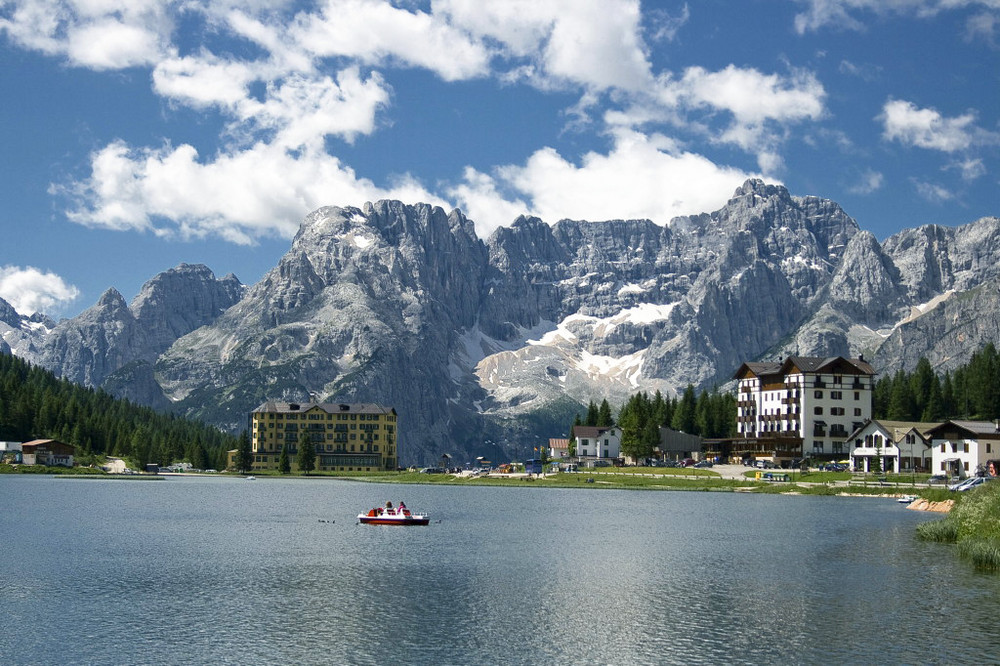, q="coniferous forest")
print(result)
[0,353,238,470]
